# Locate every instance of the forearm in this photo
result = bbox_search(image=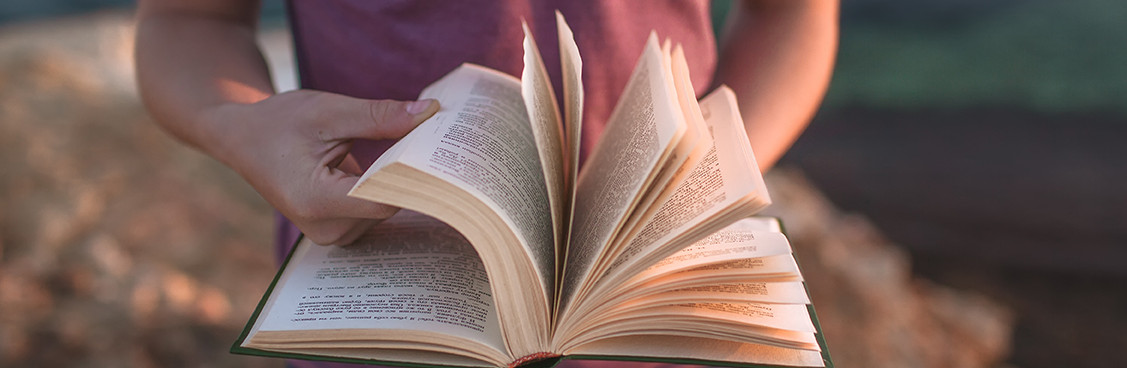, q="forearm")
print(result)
[714,0,838,170]
[133,1,438,246]
[134,1,273,165]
